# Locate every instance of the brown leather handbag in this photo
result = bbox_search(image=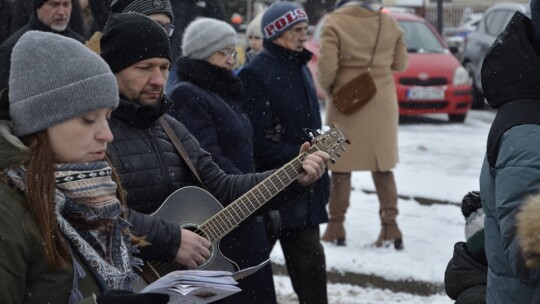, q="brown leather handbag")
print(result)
[332,13,382,114]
